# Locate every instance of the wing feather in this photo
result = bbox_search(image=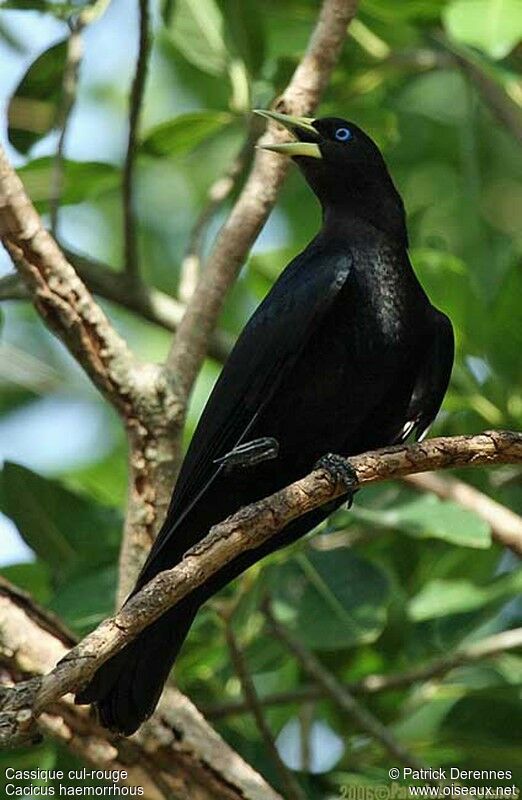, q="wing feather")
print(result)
[138,244,352,577]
